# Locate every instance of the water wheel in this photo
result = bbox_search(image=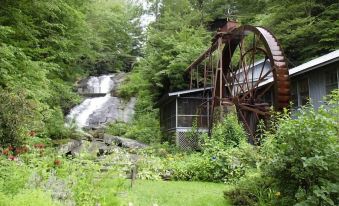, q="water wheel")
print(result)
[214,25,290,143]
